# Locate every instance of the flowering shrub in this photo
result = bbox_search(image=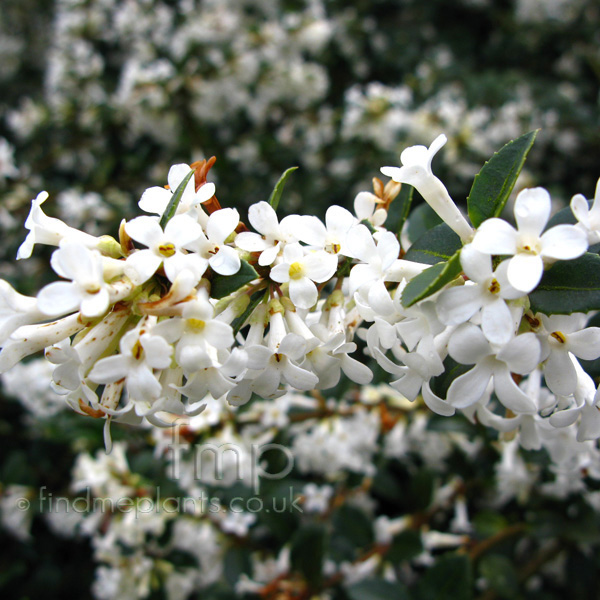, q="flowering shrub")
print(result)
[3,130,600,598]
[3,1,600,598]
